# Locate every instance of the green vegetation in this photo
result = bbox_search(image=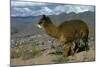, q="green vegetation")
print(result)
[53,55,69,63]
